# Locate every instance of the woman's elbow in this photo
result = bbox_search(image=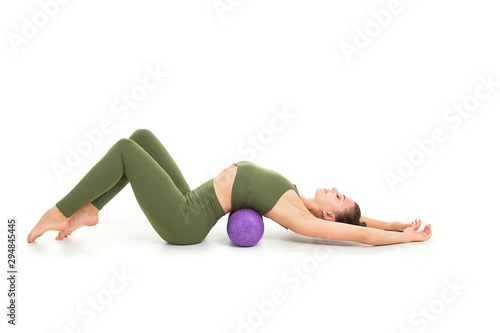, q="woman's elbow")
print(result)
[359,228,376,245]
[335,226,373,245]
